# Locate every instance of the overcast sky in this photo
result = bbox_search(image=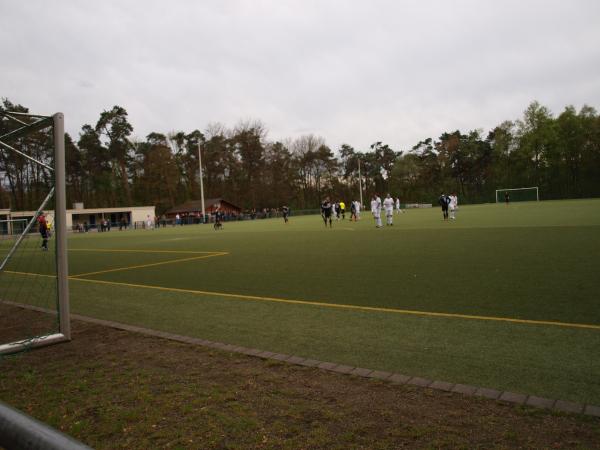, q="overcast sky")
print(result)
[2,0,599,152]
